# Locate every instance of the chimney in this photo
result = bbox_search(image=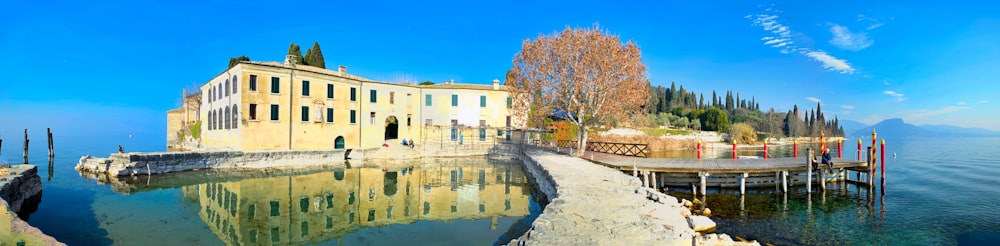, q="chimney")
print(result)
[450,79,455,85]
[284,55,297,65]
[338,65,347,76]
[492,79,500,90]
